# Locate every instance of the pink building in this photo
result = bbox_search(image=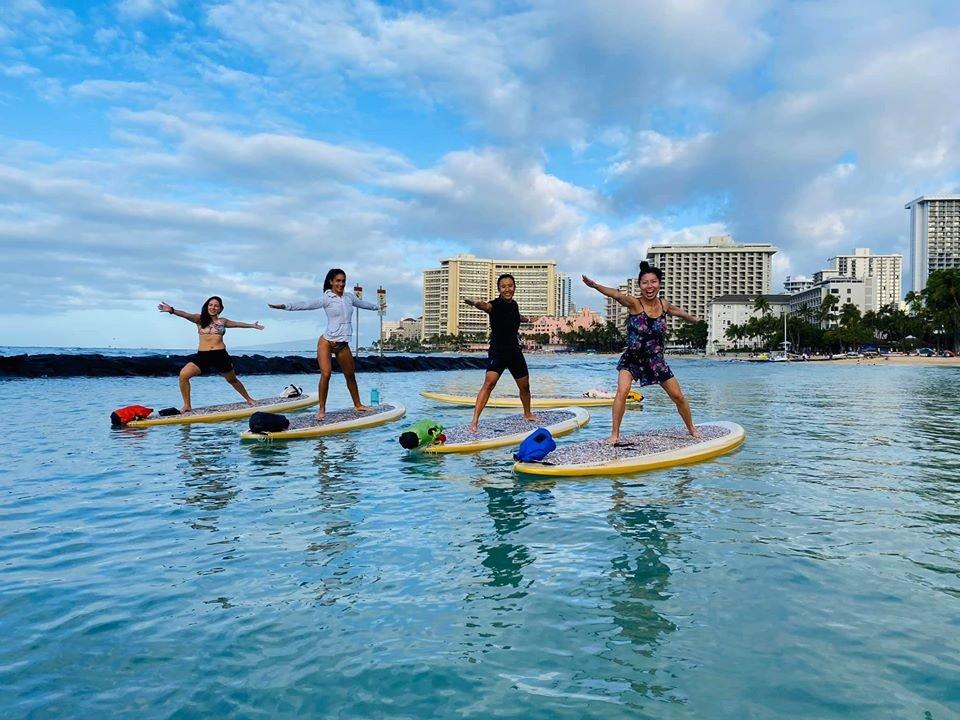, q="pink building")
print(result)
[524,308,603,345]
